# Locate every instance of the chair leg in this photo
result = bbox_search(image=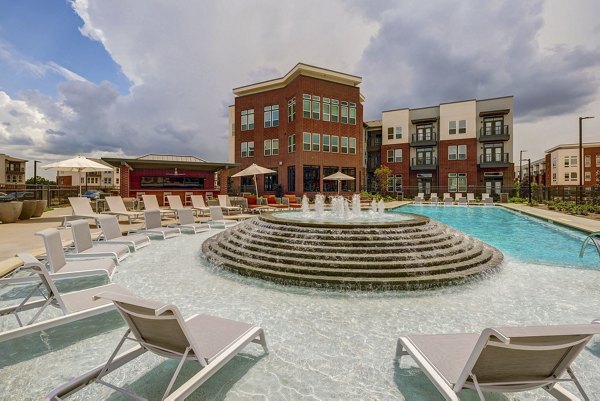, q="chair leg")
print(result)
[163,346,191,400]
[545,383,583,401]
